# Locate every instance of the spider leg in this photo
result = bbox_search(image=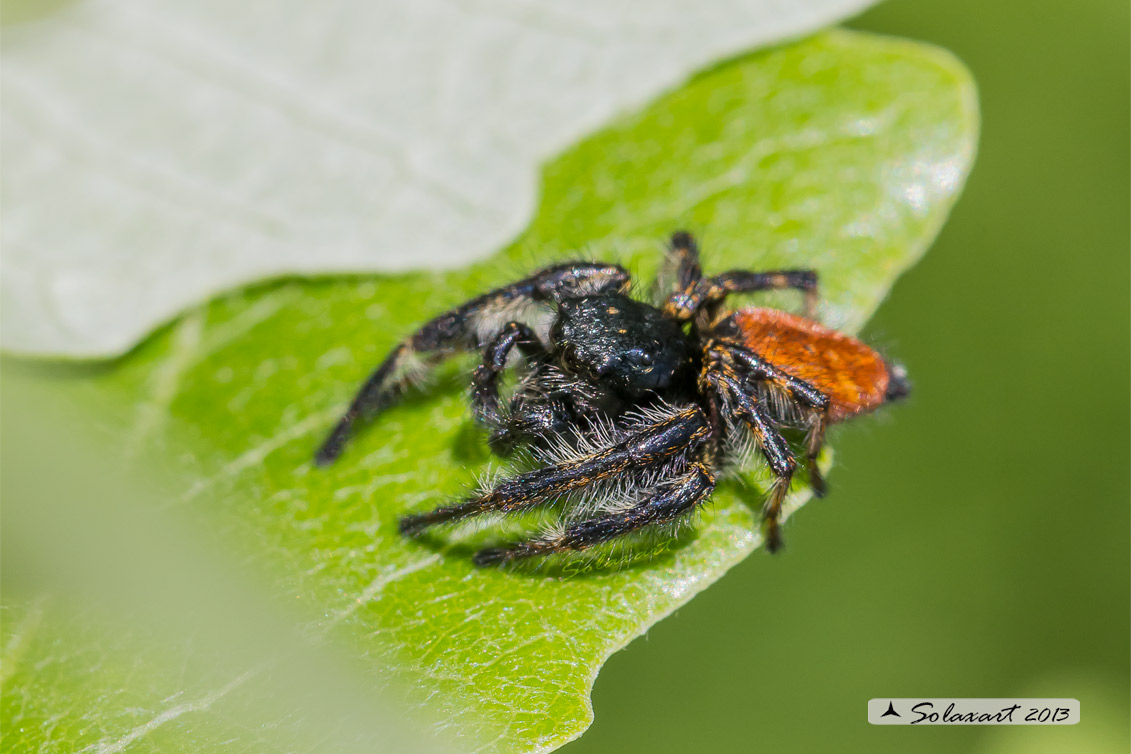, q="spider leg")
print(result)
[709,340,831,496]
[703,365,796,553]
[804,419,829,498]
[473,463,716,565]
[398,405,709,534]
[664,230,704,293]
[470,322,575,455]
[710,341,828,408]
[666,268,819,322]
[315,262,630,465]
[470,321,547,429]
